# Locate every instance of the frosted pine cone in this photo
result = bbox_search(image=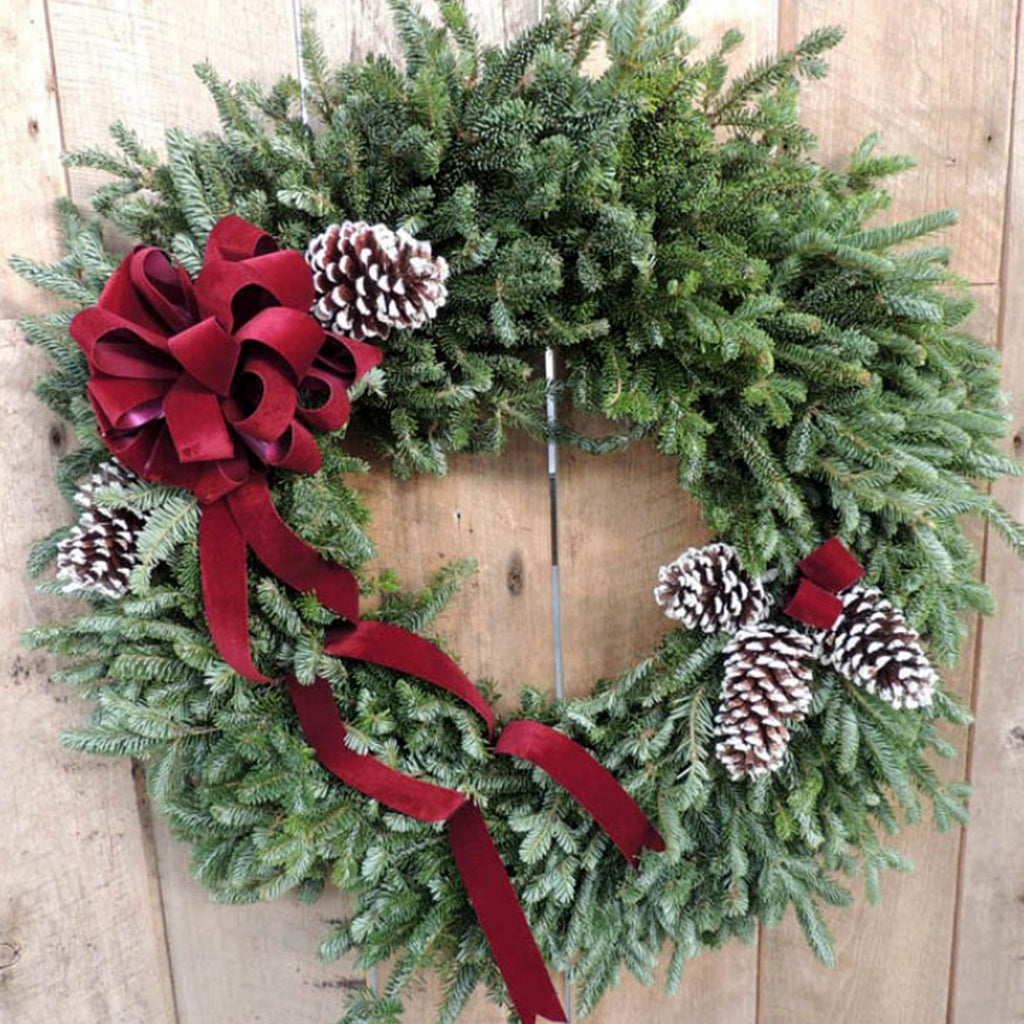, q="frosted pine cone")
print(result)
[654,542,771,633]
[72,460,137,510]
[714,624,816,780]
[819,586,938,709]
[56,462,145,599]
[306,221,449,341]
